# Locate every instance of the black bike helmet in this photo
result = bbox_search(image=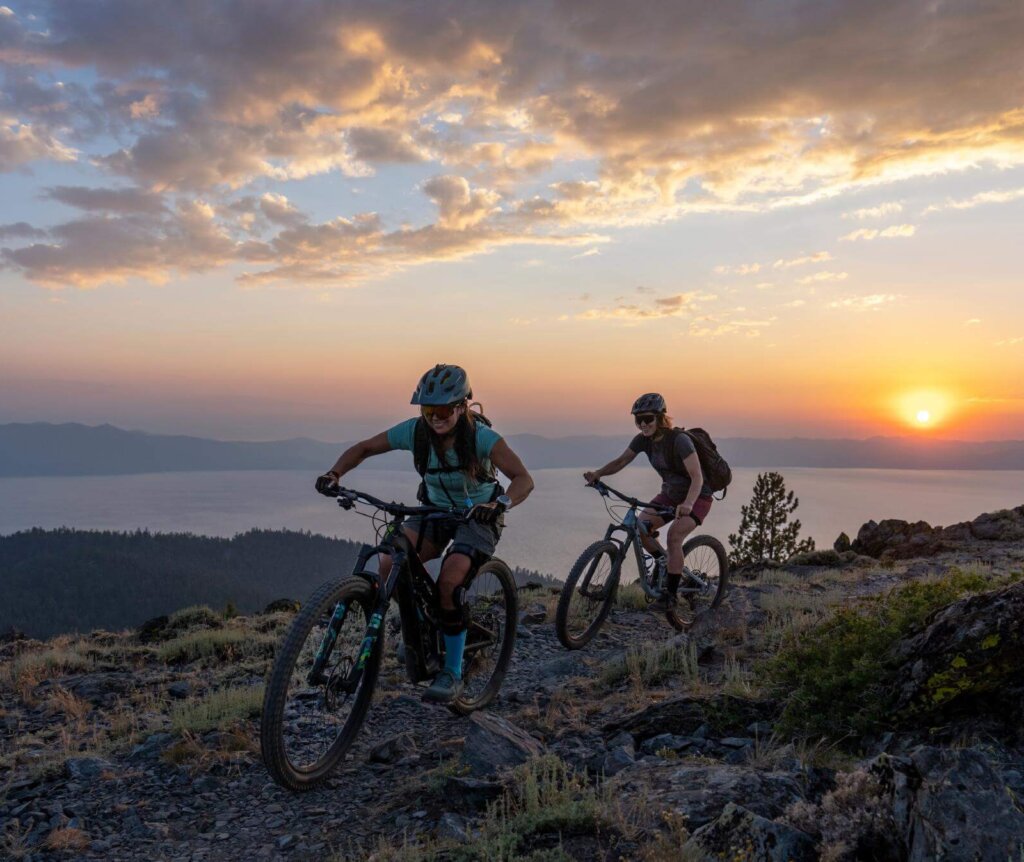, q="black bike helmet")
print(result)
[631,392,666,415]
[411,364,473,405]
